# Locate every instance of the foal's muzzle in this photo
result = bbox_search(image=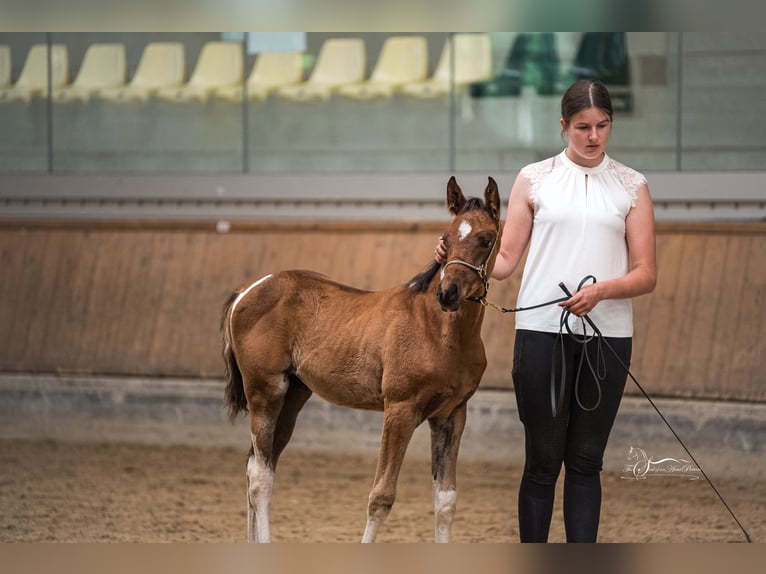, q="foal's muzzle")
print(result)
[437,259,490,312]
[436,282,461,312]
